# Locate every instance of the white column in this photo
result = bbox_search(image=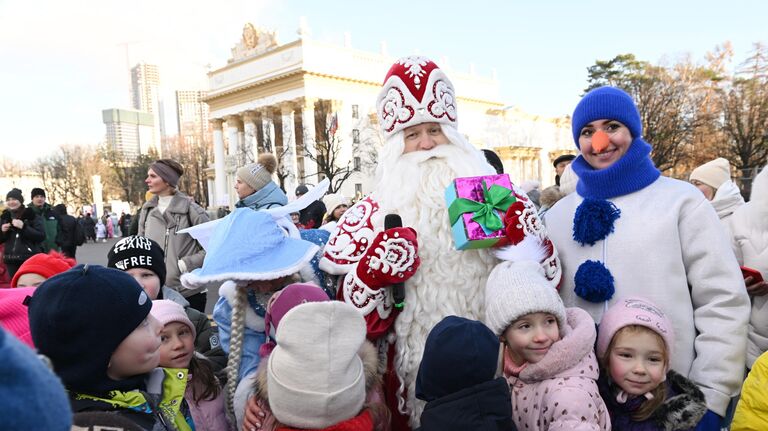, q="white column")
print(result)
[281,103,299,199]
[226,116,240,158]
[261,109,276,156]
[243,111,258,164]
[211,119,227,207]
[301,98,318,184]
